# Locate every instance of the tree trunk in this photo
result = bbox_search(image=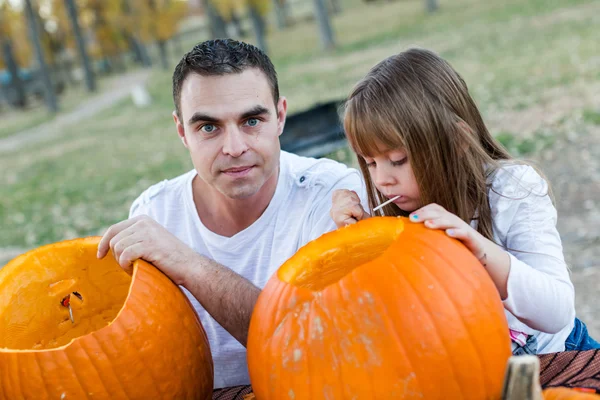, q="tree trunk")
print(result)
[121,0,151,67]
[313,0,336,50]
[157,40,168,70]
[64,0,96,92]
[273,0,288,29]
[204,0,228,39]
[329,0,342,15]
[1,38,27,108]
[249,5,268,54]
[426,0,438,13]
[24,0,58,112]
